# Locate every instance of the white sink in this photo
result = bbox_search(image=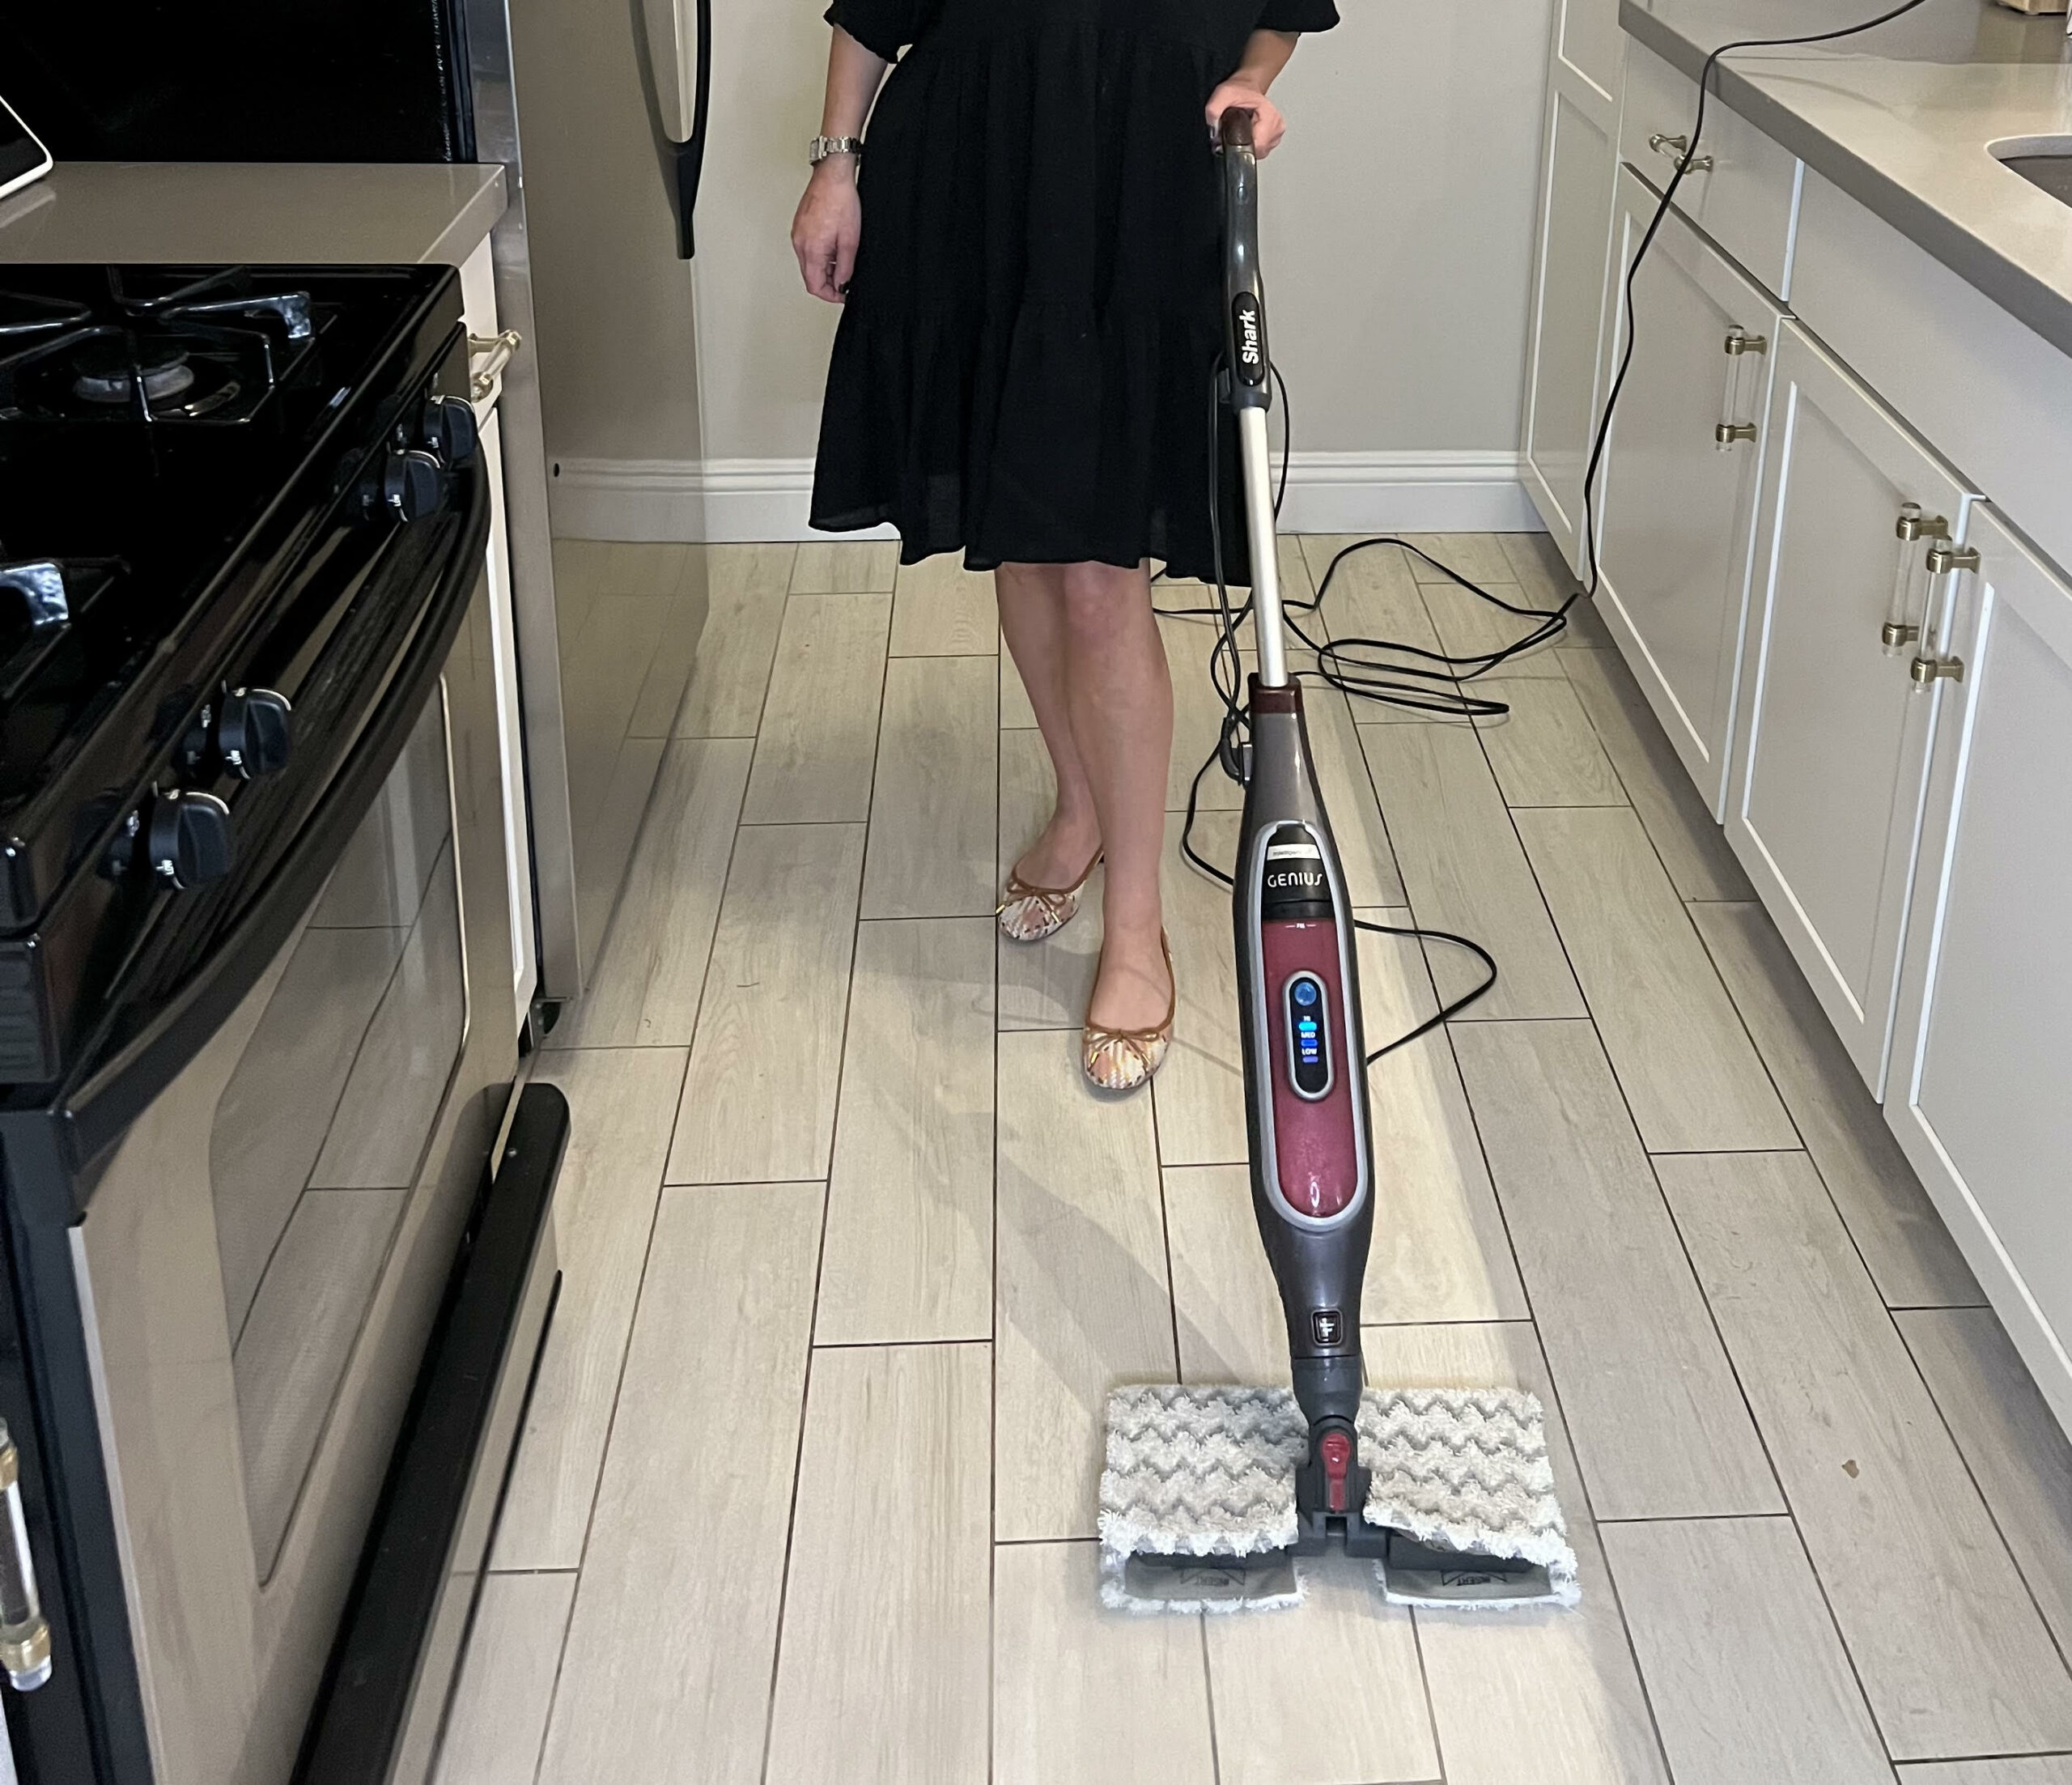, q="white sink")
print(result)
[1990,134,2072,206]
